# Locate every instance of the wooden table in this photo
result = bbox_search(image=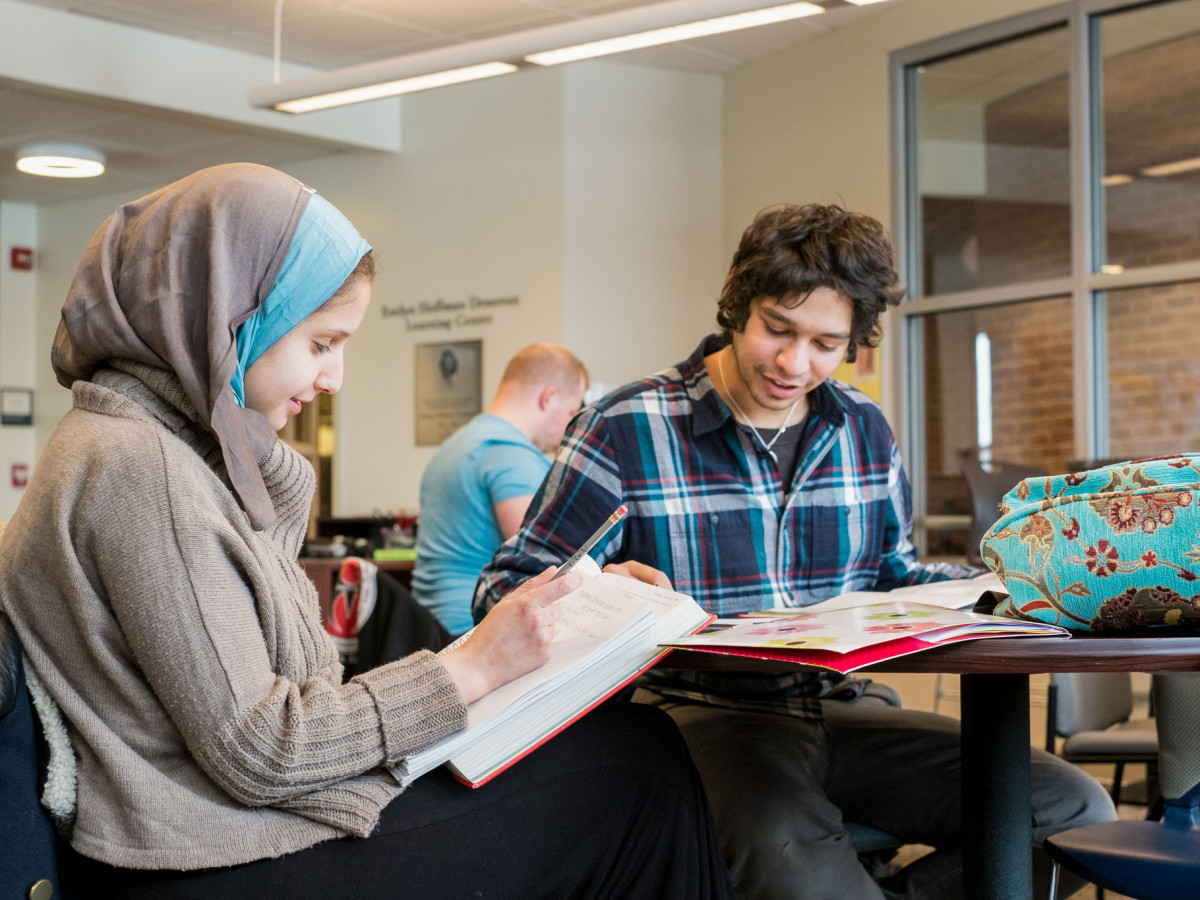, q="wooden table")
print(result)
[670,635,1200,900]
[298,557,415,620]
